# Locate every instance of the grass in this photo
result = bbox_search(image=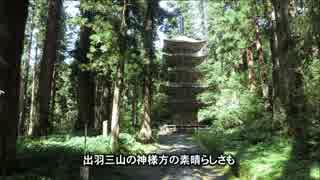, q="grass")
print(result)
[195,130,320,180]
[14,132,158,177]
[17,133,150,155]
